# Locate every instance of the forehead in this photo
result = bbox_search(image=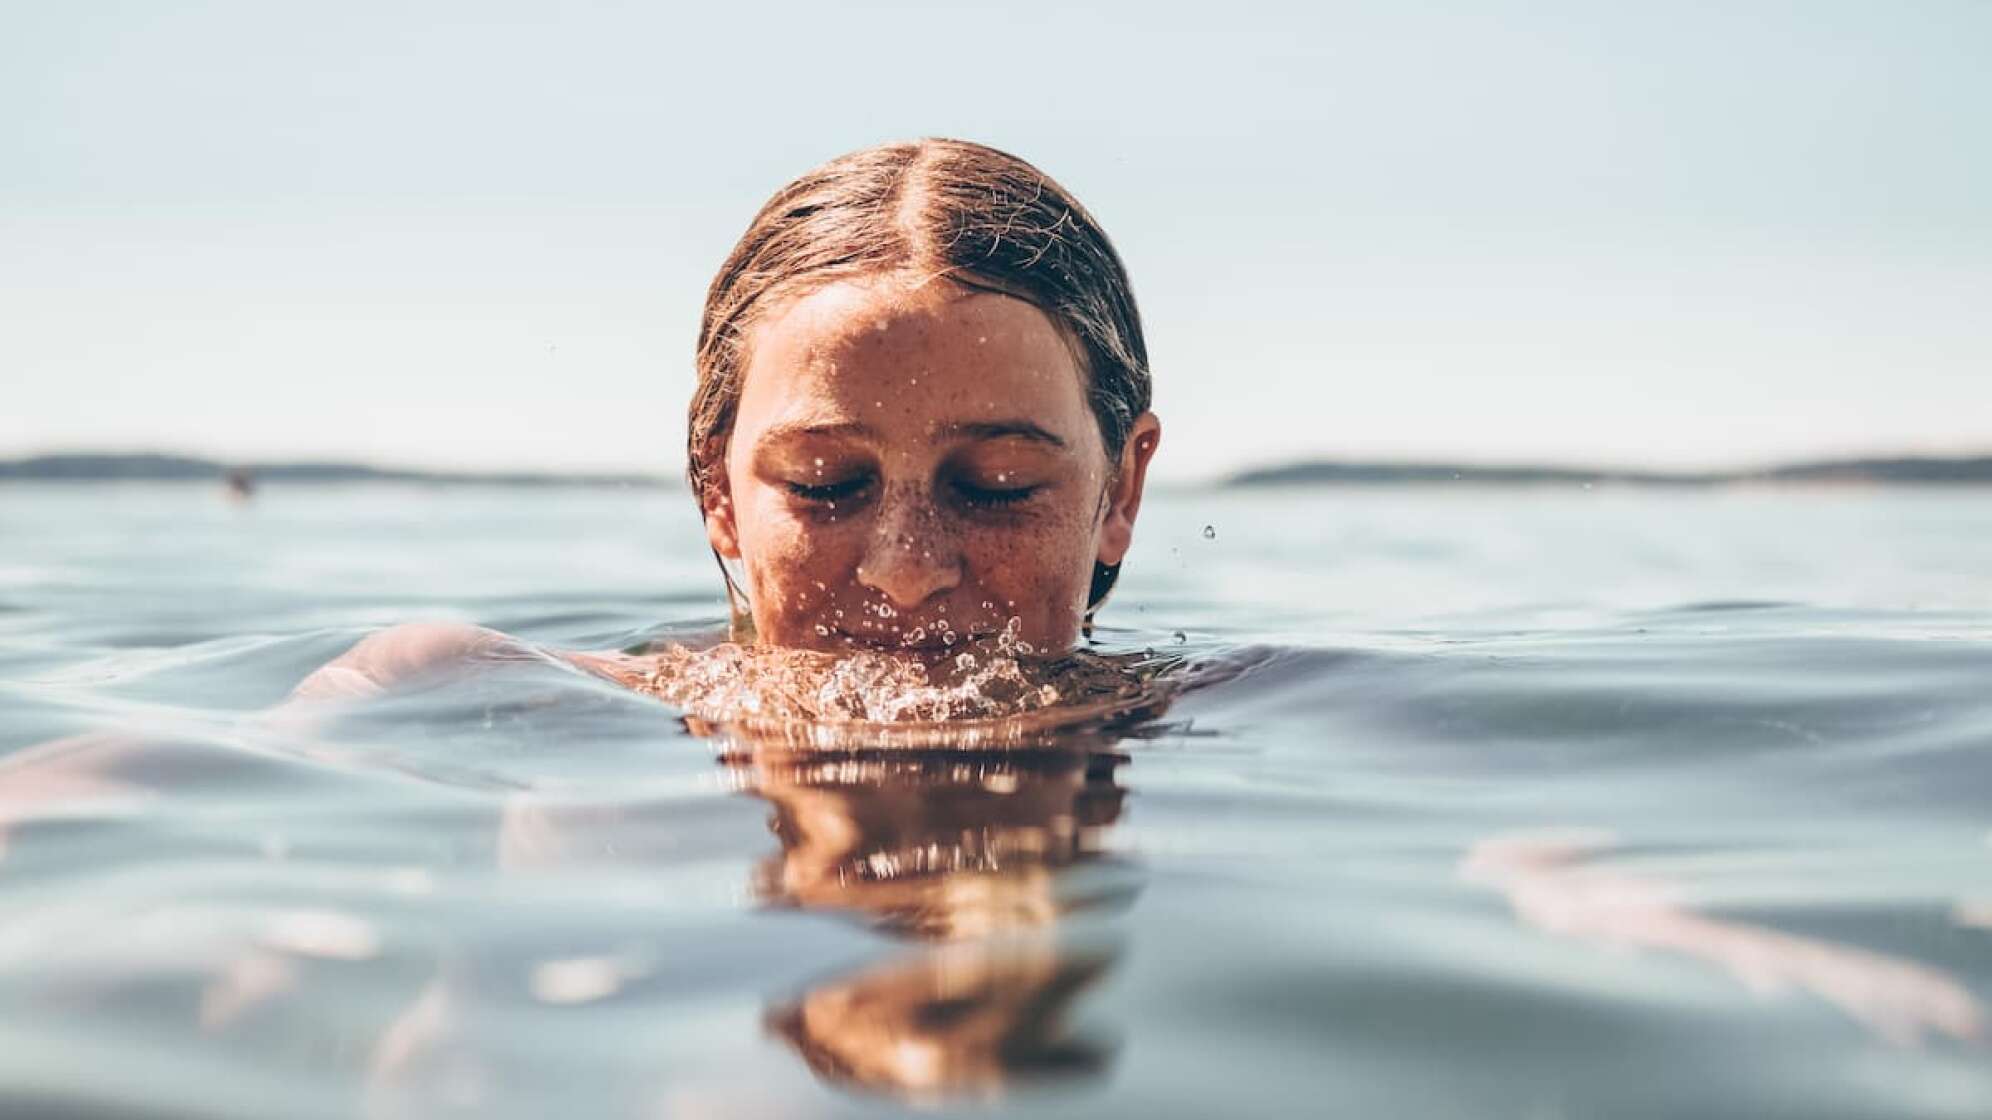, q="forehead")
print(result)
[735,279,1093,438]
